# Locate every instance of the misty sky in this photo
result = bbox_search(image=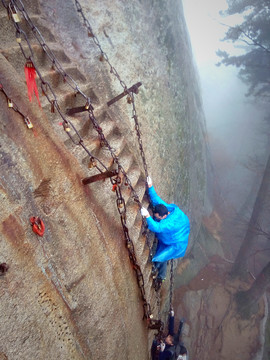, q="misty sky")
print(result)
[182,0,267,209]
